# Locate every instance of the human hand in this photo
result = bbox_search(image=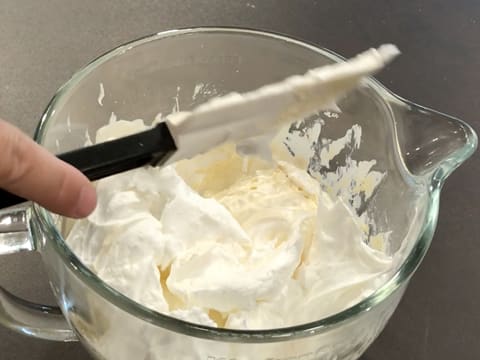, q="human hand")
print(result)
[0,119,97,218]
